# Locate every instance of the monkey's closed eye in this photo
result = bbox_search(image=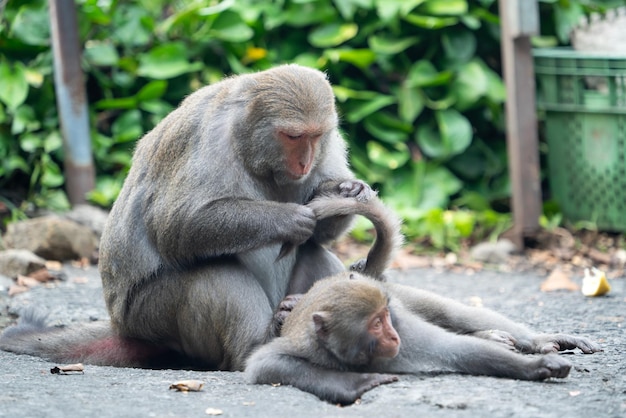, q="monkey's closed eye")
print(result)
[288,134,303,140]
